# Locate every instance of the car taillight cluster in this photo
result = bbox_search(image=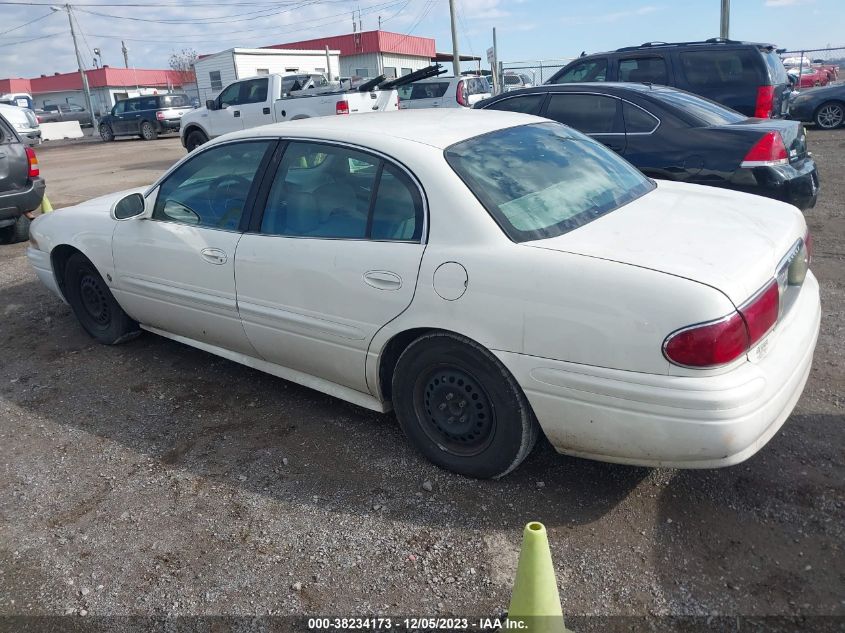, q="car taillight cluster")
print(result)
[155,110,166,120]
[336,100,350,115]
[25,146,39,178]
[456,80,468,107]
[741,131,788,168]
[754,85,775,118]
